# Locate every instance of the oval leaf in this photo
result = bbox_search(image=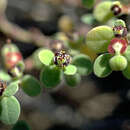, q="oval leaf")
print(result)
[64,65,77,75]
[122,62,130,79]
[0,96,20,125]
[39,49,54,66]
[12,120,30,130]
[32,48,44,69]
[65,73,81,87]
[3,82,19,97]
[94,1,113,22]
[21,75,41,97]
[72,54,92,76]
[94,53,112,78]
[86,26,114,53]
[40,66,62,88]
